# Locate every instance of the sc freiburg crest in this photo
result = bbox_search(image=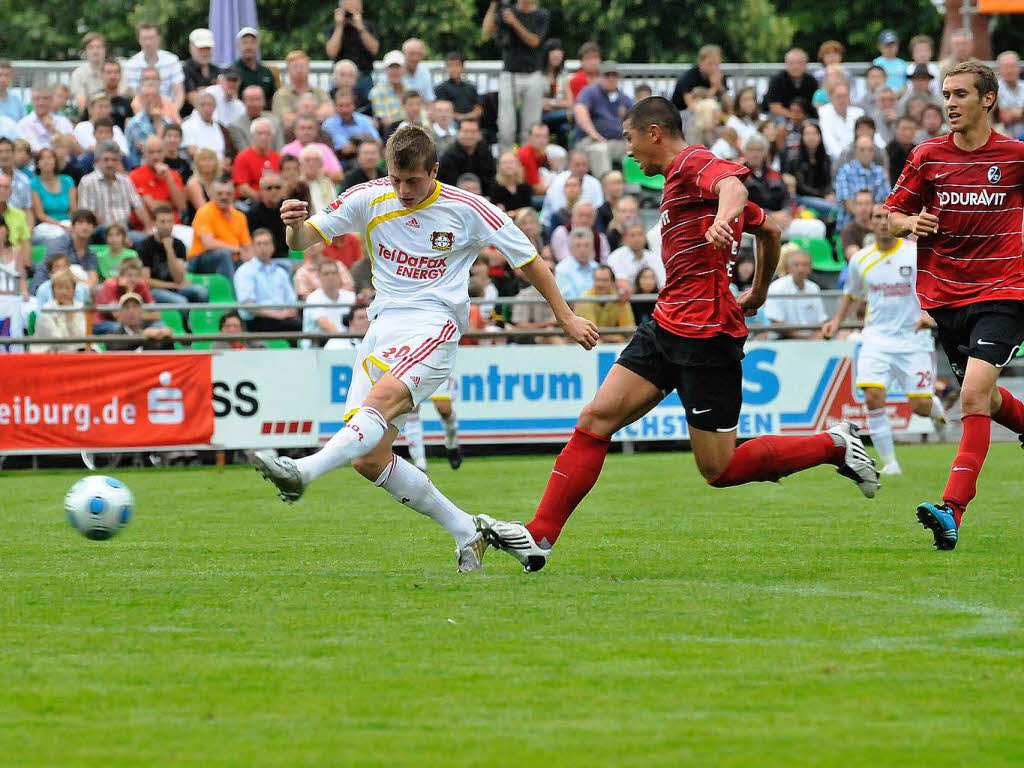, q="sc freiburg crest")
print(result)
[430,231,454,251]
[988,165,1002,183]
